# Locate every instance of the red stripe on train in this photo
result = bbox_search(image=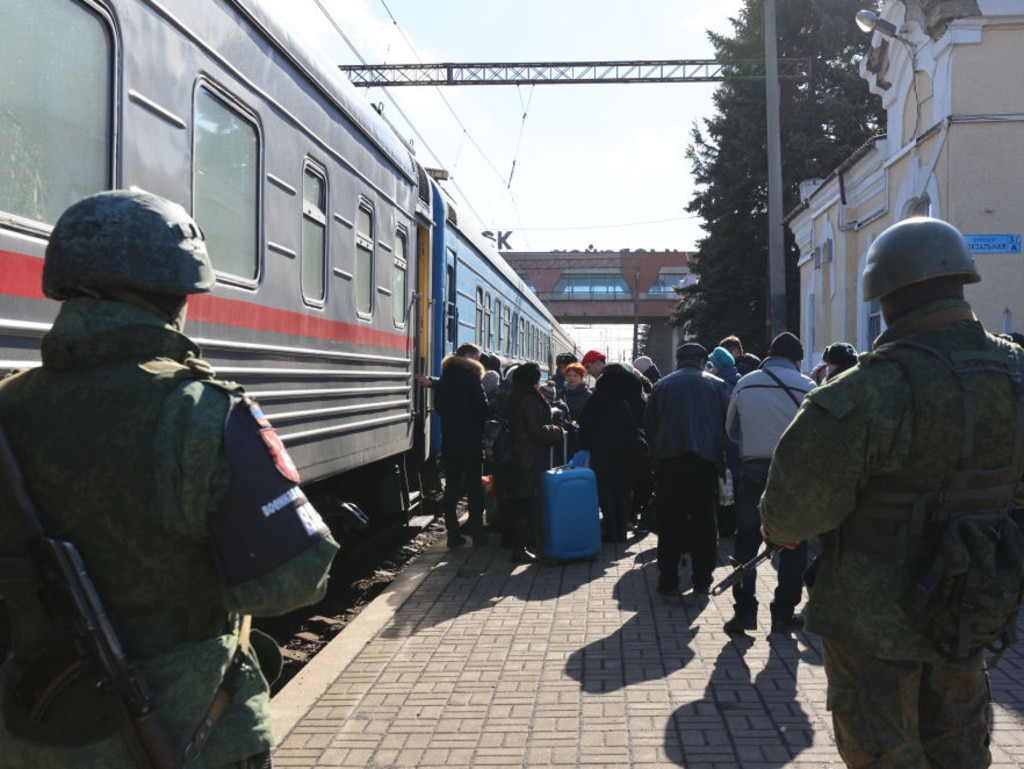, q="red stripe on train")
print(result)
[3,250,46,300]
[2,249,410,352]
